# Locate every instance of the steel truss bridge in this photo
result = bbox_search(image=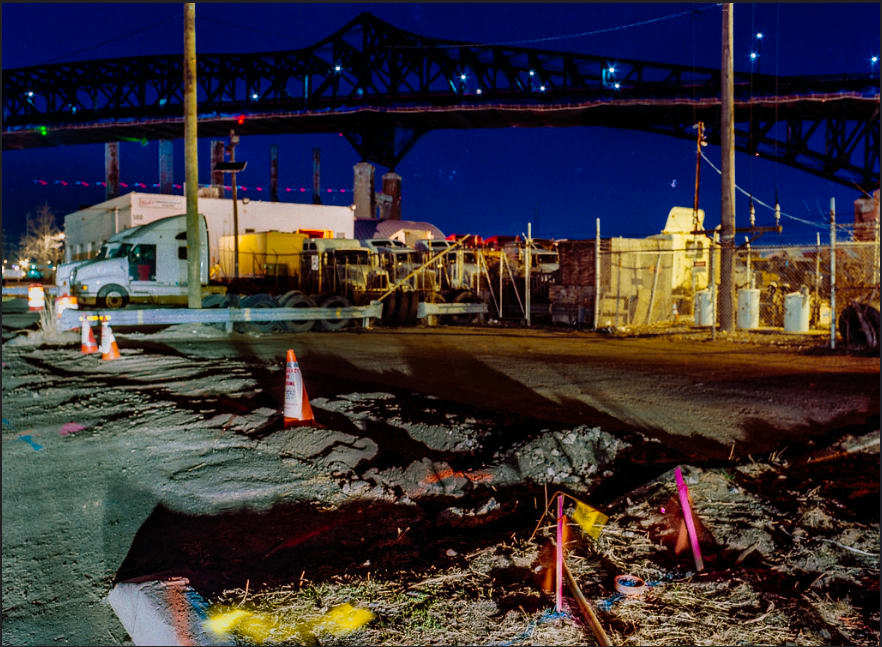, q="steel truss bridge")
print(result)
[3,12,879,188]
